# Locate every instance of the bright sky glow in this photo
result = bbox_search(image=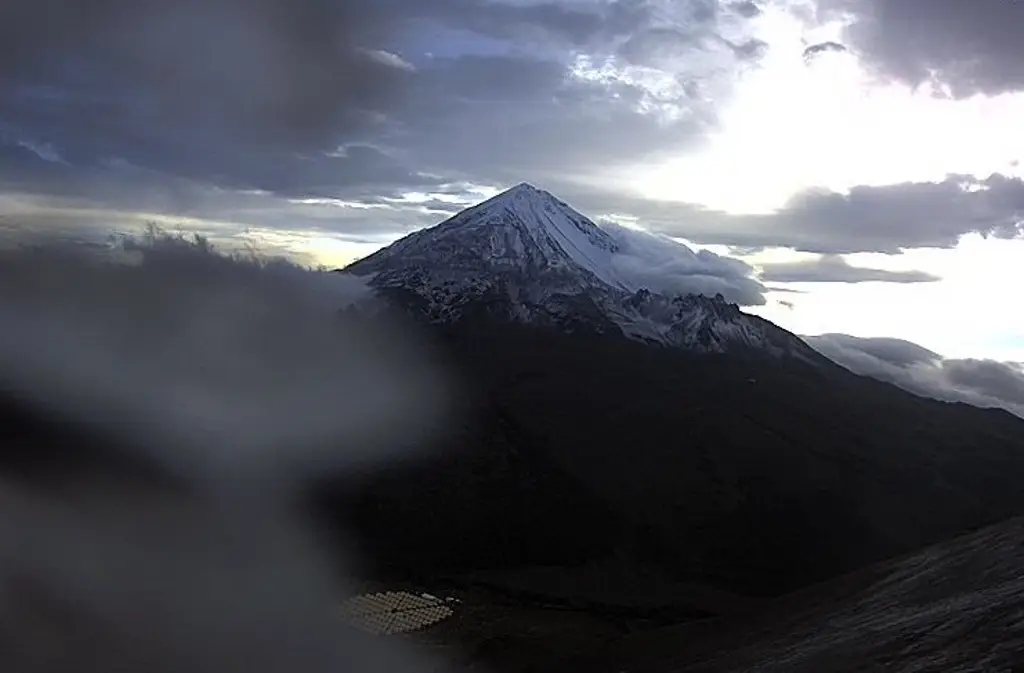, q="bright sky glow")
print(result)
[633,7,1024,213]
[617,5,1024,361]
[743,236,1024,361]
